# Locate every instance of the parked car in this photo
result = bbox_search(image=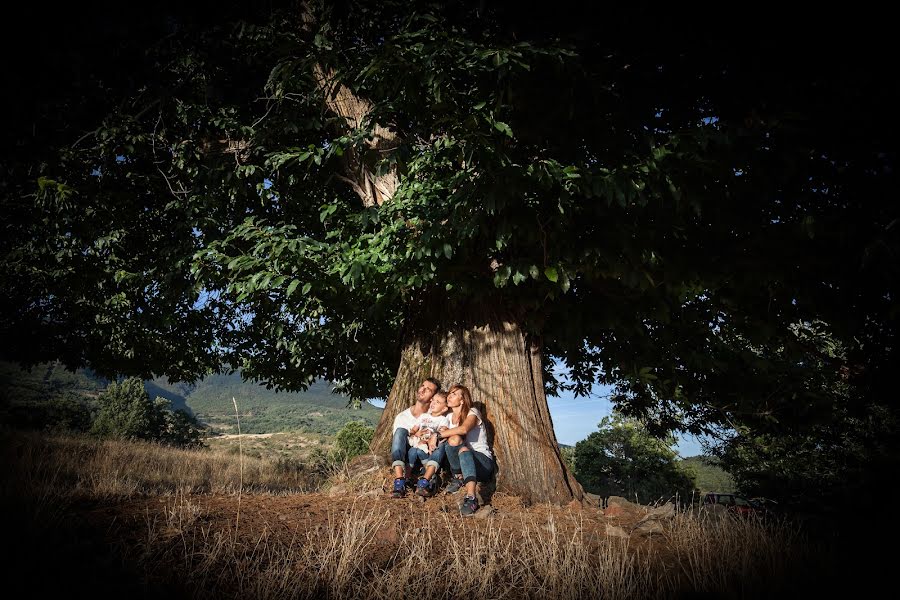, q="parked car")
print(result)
[703,492,765,515]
